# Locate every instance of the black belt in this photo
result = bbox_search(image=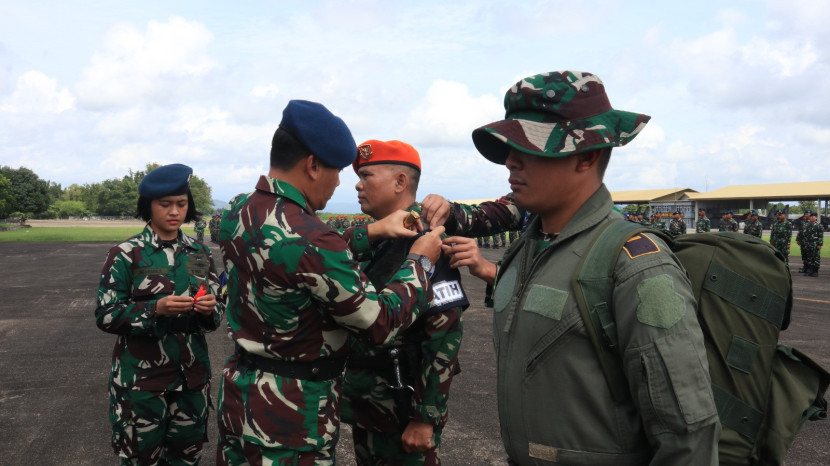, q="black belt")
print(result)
[234,344,346,381]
